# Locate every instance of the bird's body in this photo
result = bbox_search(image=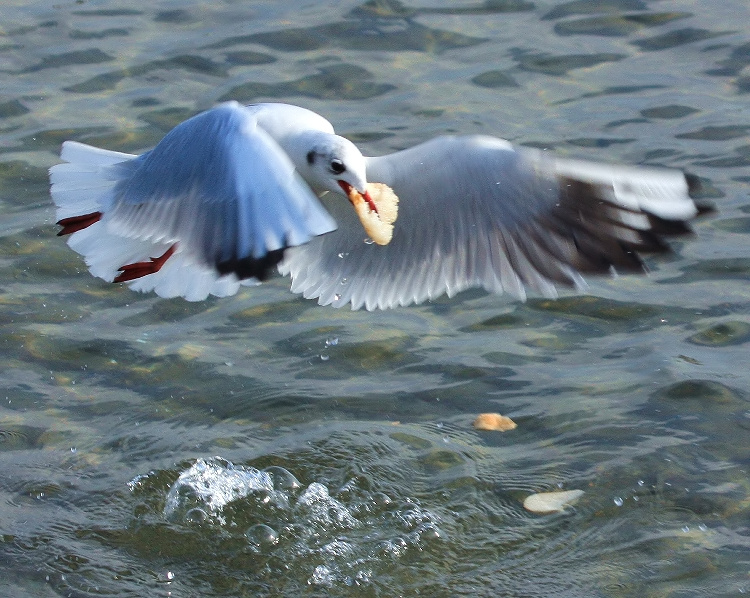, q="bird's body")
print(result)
[50,101,706,309]
[52,102,365,301]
